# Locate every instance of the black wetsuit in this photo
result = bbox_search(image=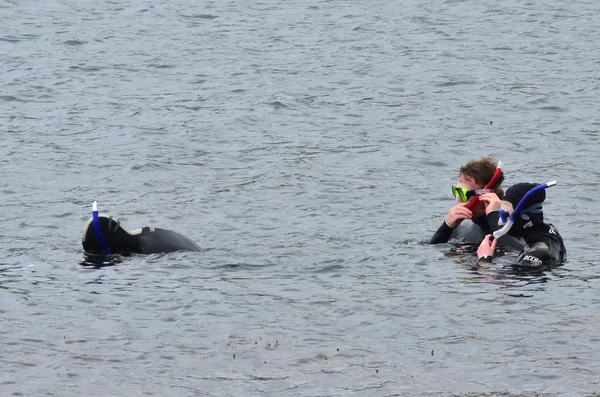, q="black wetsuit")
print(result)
[430,183,566,266]
[82,215,201,255]
[137,227,201,254]
[429,210,525,250]
[488,183,566,266]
